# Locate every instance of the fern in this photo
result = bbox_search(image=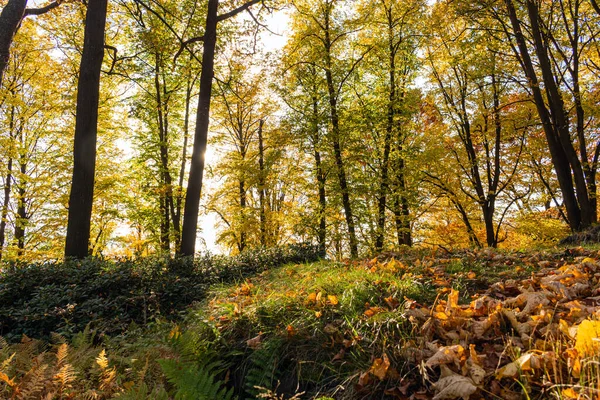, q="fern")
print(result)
[159,358,235,400]
[244,339,282,399]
